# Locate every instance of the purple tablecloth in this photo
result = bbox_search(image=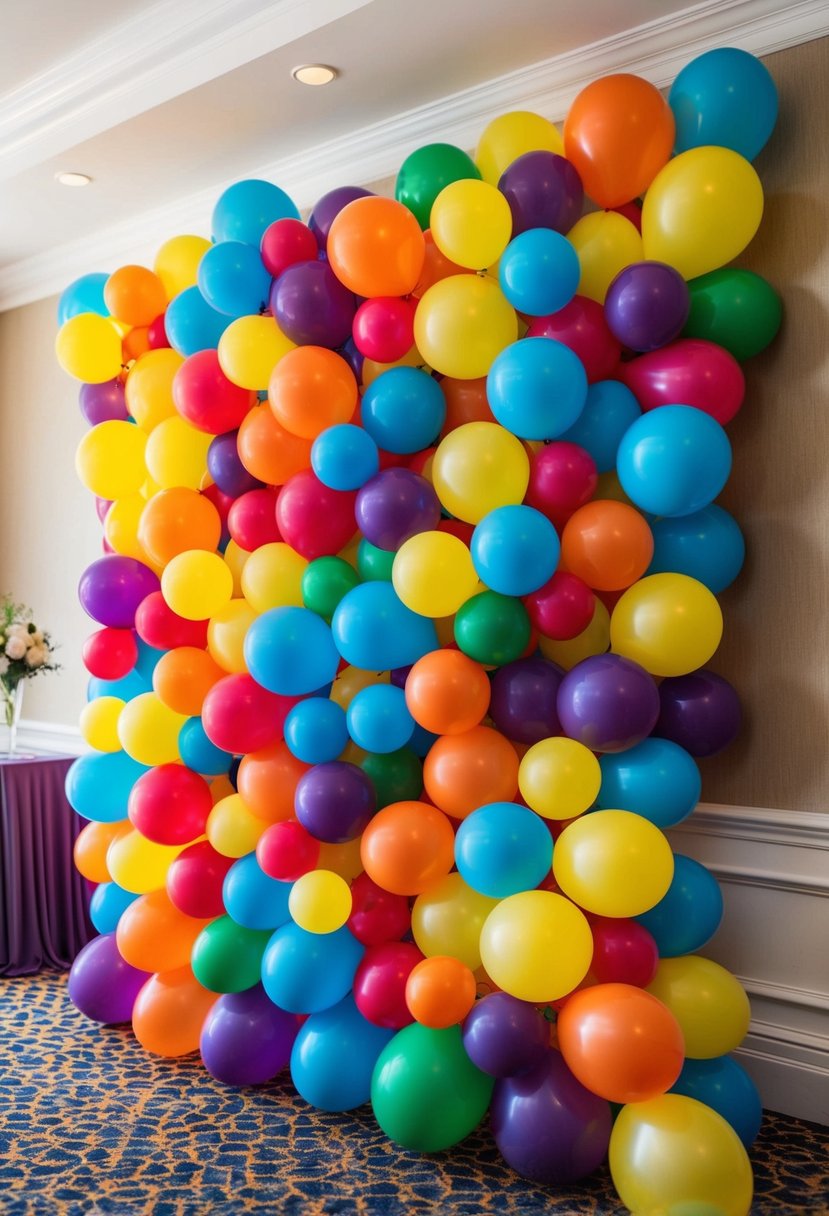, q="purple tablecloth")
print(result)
[0,755,95,976]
